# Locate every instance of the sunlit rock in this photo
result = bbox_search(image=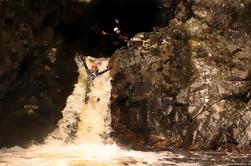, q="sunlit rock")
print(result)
[110,0,251,151]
